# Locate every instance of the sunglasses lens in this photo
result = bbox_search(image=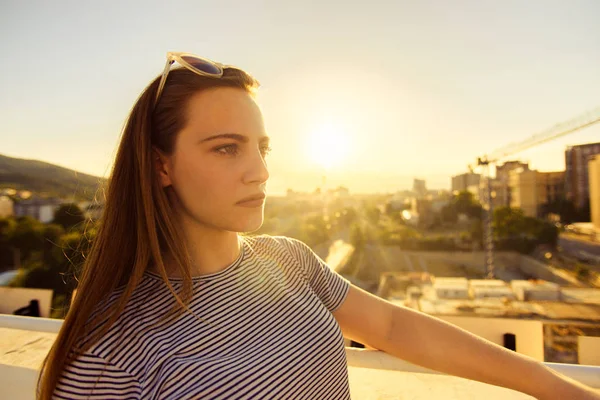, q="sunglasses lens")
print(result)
[181,56,222,74]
